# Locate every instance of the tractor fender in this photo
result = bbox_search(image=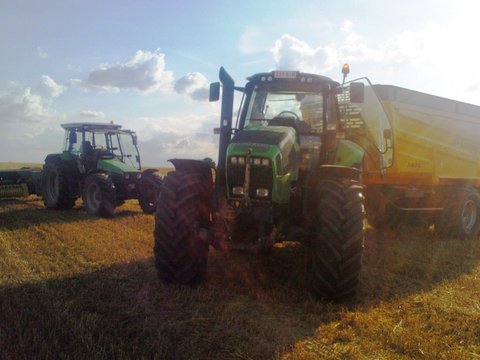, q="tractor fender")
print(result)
[169,158,214,175]
[80,168,110,188]
[315,165,362,181]
[141,168,159,176]
[168,158,216,215]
